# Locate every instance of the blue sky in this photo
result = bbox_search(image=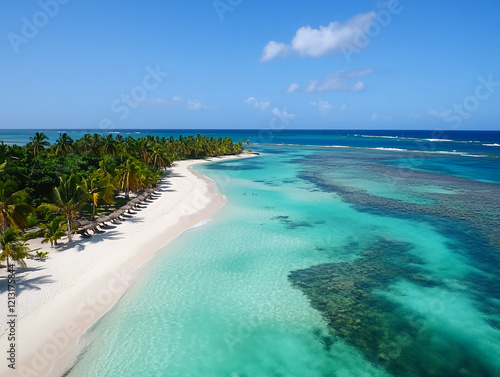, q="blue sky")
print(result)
[1,0,499,130]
